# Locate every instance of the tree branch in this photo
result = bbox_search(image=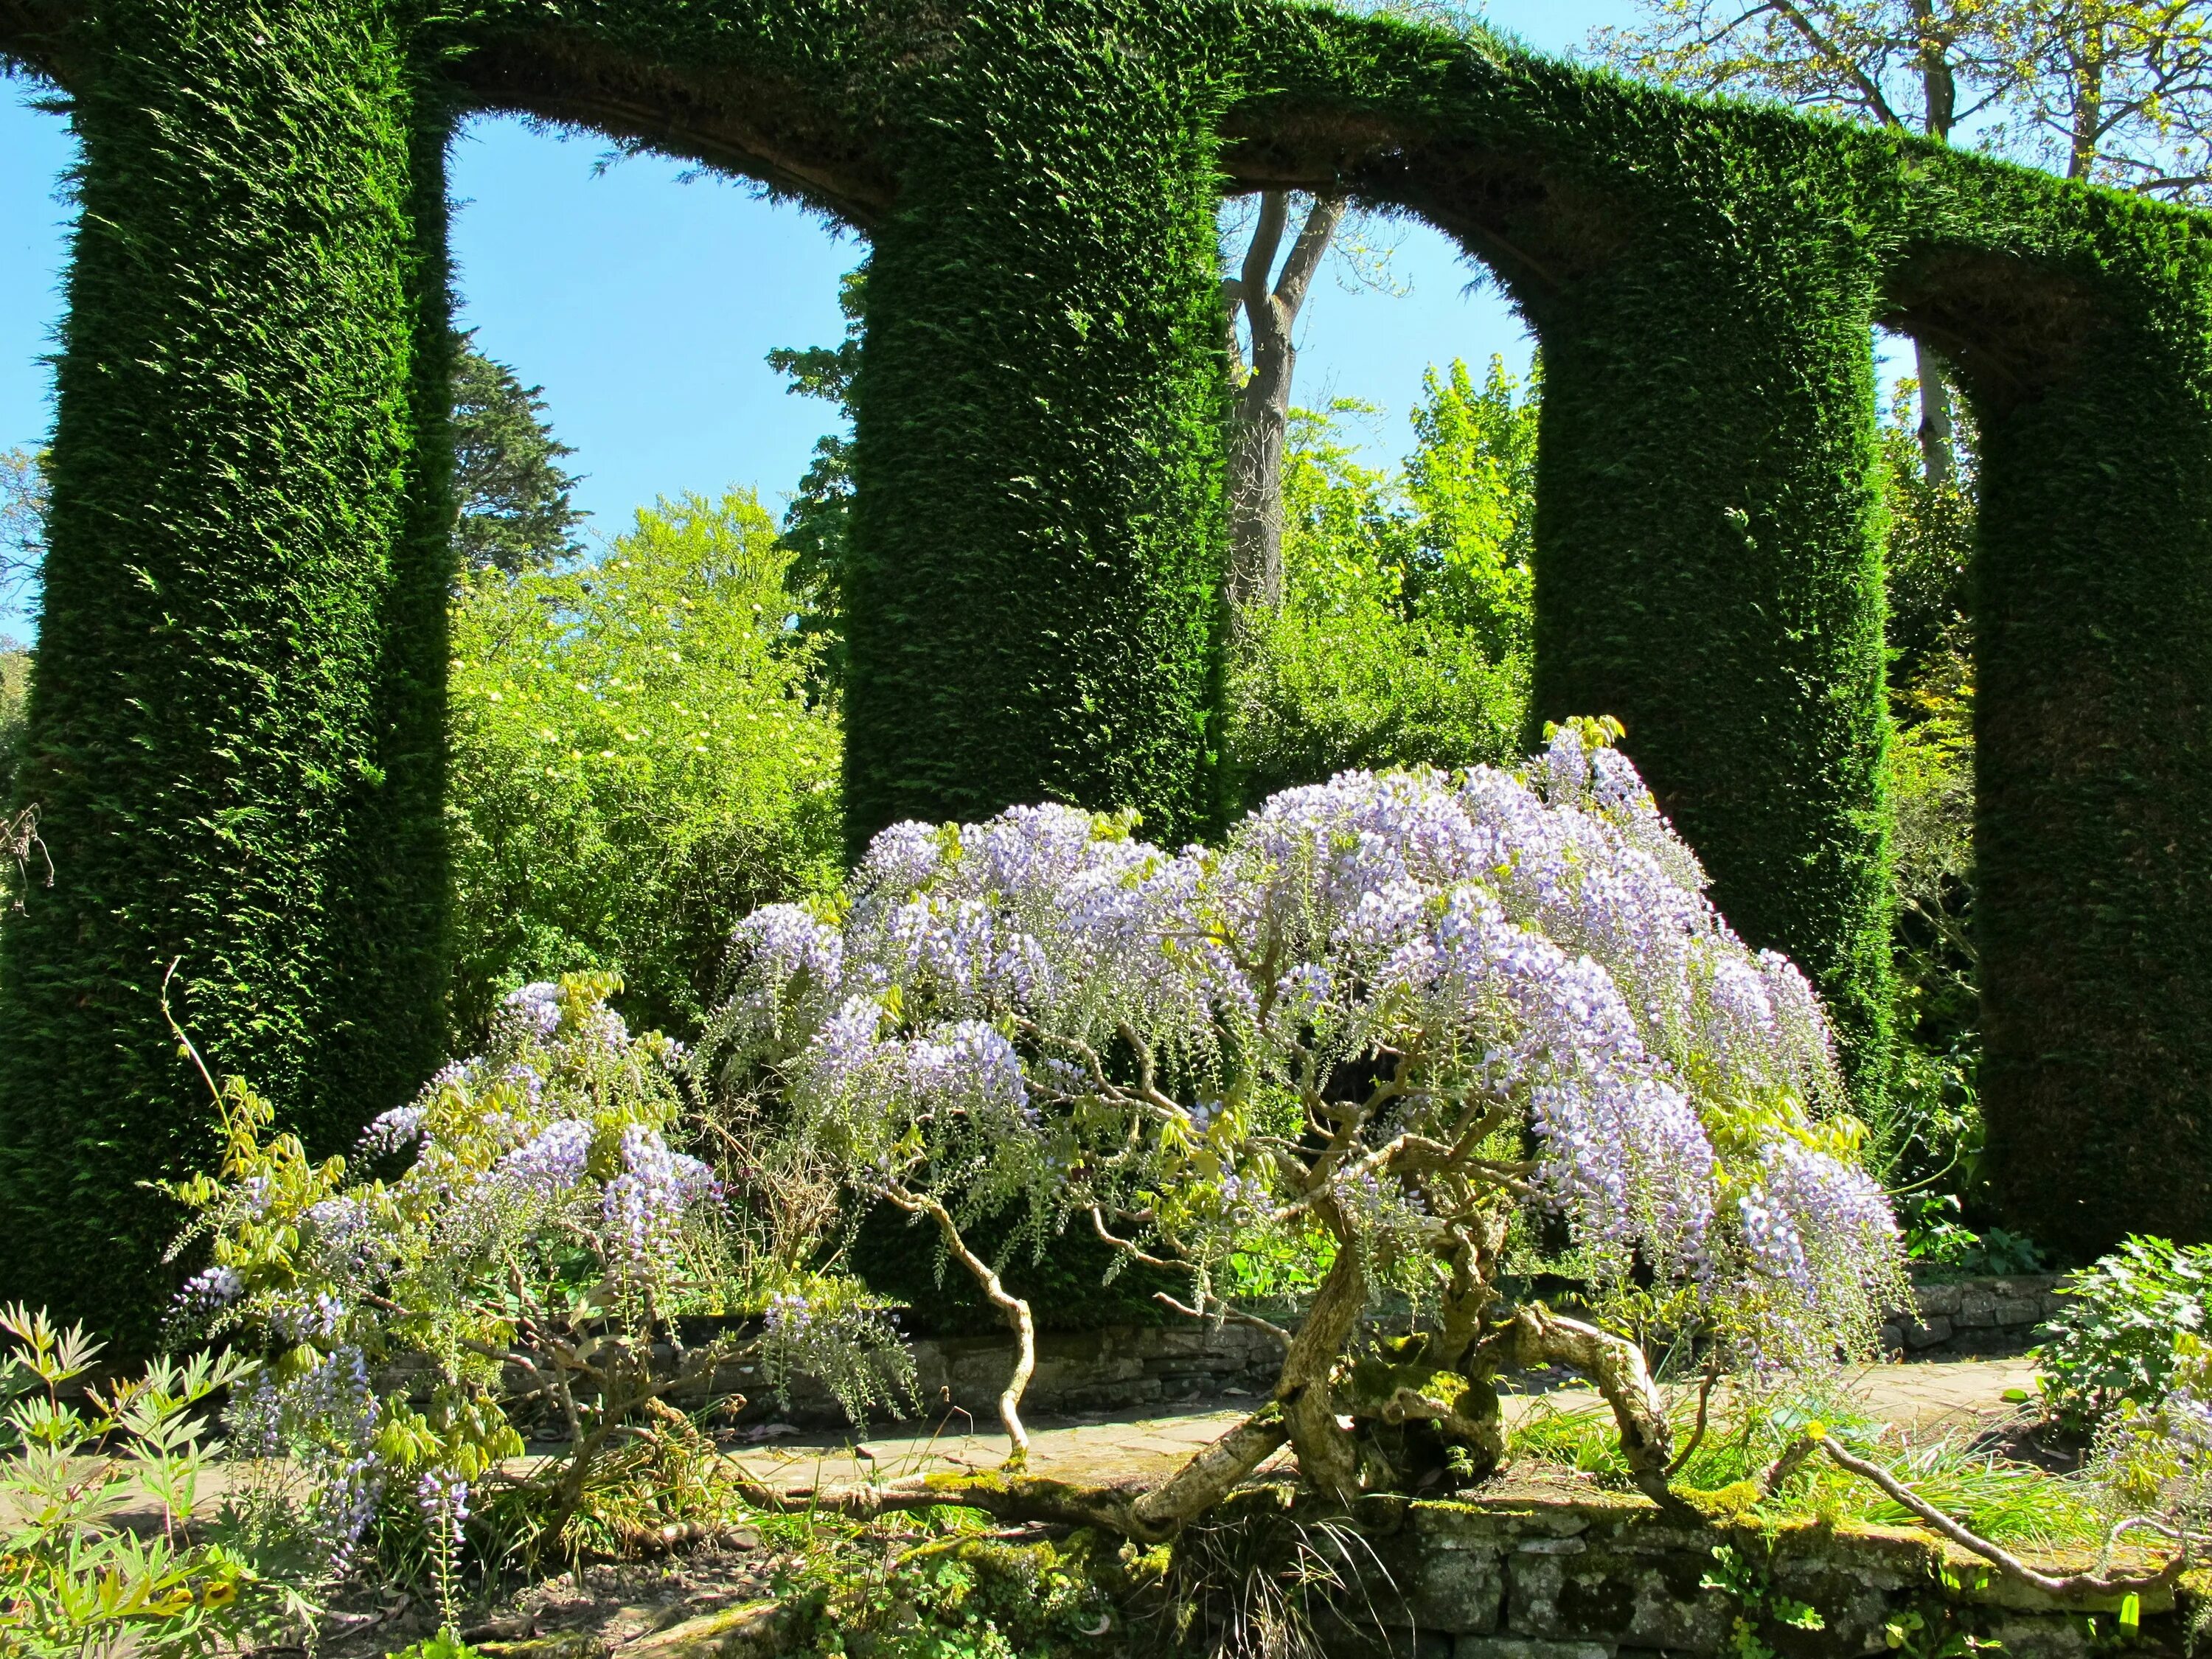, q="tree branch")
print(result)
[1809,1430,2189,1597]
[884,1189,1035,1467]
[1273,195,1346,316]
